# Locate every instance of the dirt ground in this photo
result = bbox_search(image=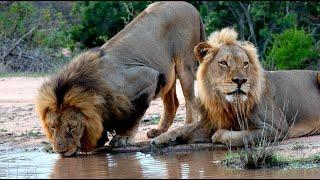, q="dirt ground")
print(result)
[1,77,320,159]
